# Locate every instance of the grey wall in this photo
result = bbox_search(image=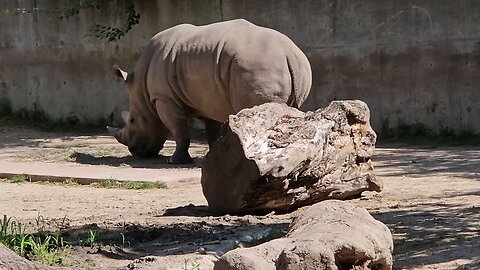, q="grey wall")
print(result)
[1,0,479,136]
